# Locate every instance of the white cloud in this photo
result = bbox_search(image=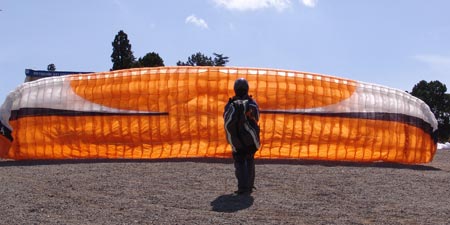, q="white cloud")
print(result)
[213,0,291,11]
[185,15,209,29]
[301,0,318,8]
